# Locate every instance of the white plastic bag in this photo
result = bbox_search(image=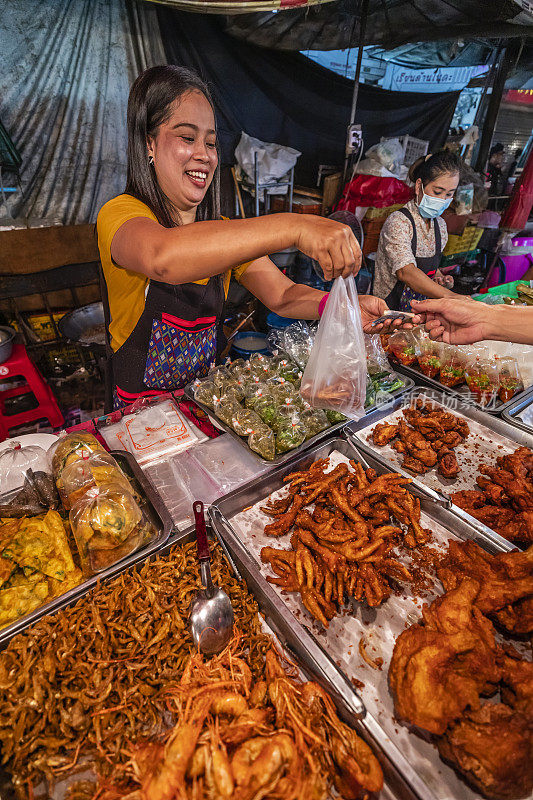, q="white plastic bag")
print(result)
[300,276,367,420]
[235,132,301,195]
